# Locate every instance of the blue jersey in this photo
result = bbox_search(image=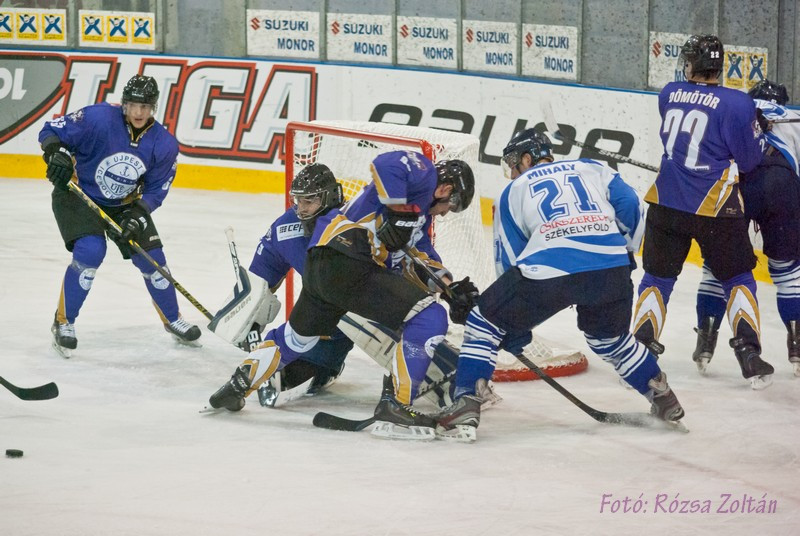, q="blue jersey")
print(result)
[645,81,764,217]
[249,208,310,288]
[342,150,443,272]
[38,102,178,211]
[757,100,800,177]
[494,158,644,280]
